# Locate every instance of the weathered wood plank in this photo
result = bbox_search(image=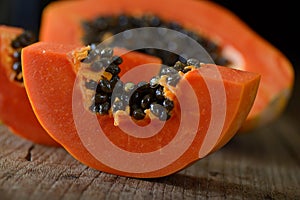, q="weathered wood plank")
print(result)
[0,114,299,200]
